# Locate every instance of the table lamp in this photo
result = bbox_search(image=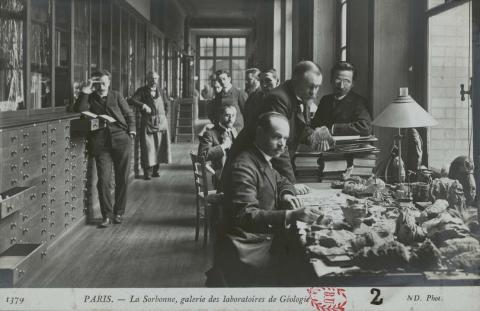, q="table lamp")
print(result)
[372,87,438,183]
